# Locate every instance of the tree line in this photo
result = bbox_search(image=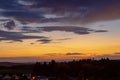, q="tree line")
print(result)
[33,58,120,80]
